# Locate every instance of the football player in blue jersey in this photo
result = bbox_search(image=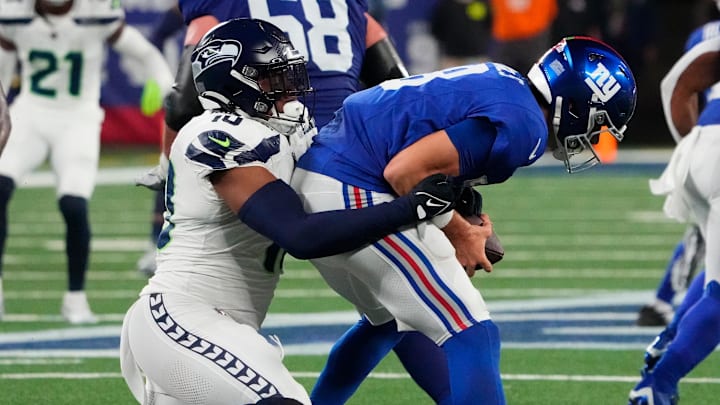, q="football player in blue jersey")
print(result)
[292,36,637,404]
[134,3,461,402]
[0,0,174,323]
[628,20,720,405]
[635,18,720,328]
[120,18,464,405]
